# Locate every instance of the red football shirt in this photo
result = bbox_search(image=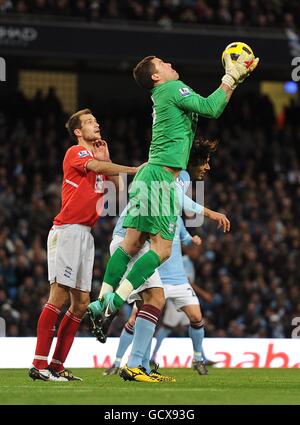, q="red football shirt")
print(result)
[54,145,106,227]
